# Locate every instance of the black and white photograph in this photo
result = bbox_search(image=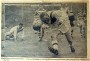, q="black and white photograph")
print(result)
[1,3,87,58]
